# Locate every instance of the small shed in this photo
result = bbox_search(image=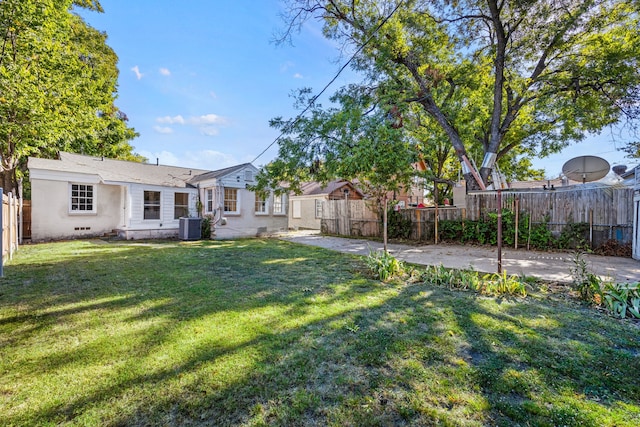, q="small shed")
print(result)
[289,180,363,230]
